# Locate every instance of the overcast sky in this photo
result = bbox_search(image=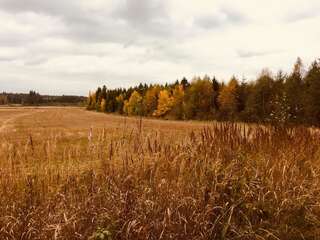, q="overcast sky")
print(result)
[0,0,319,95]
